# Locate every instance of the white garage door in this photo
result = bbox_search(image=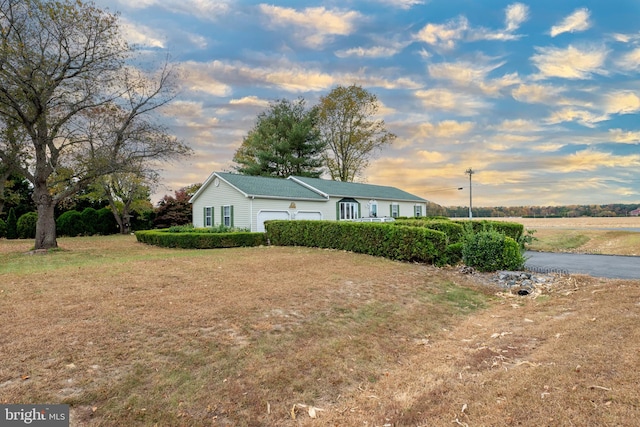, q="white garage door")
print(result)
[294,211,322,221]
[257,210,290,232]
